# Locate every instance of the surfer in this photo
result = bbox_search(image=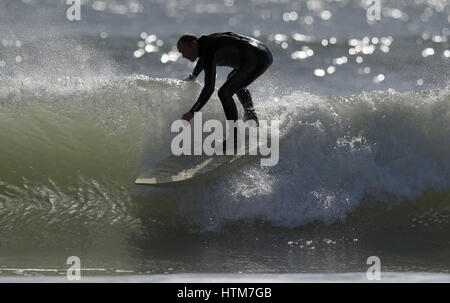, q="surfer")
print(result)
[177,32,273,124]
